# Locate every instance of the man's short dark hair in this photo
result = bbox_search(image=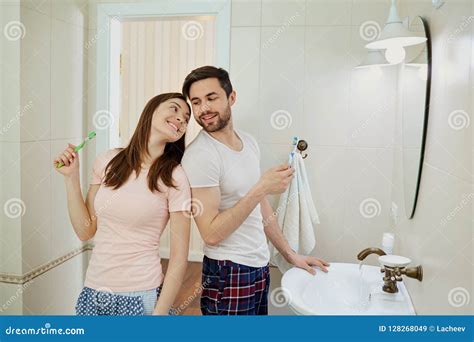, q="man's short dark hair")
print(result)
[182,66,233,99]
